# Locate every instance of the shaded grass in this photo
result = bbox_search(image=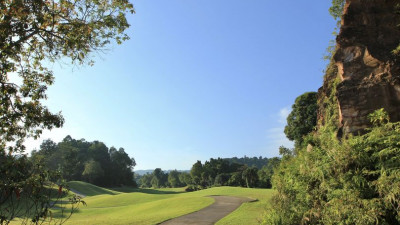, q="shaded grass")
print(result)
[111,186,185,195]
